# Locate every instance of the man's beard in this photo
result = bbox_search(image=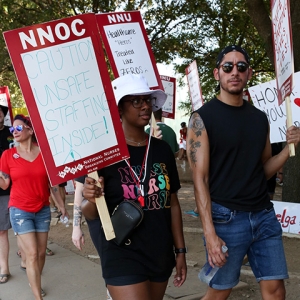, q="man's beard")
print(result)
[220,82,244,95]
